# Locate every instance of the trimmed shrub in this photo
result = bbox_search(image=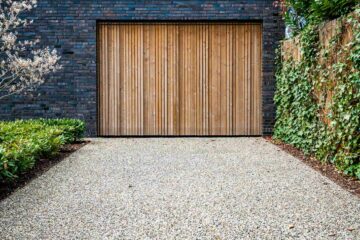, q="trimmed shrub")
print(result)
[0,119,85,181]
[38,118,85,143]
